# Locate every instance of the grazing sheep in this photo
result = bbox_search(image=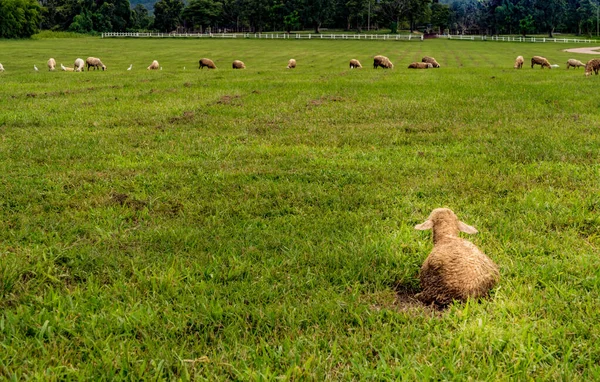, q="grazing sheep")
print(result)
[349,59,362,69]
[585,58,600,76]
[514,56,524,69]
[232,60,246,69]
[415,208,500,306]
[199,58,217,69]
[287,58,296,69]
[86,57,106,71]
[147,60,159,70]
[47,58,56,71]
[566,59,585,69]
[422,56,440,68]
[74,58,85,72]
[0,63,4,72]
[408,62,433,69]
[531,56,551,69]
[373,55,393,69]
